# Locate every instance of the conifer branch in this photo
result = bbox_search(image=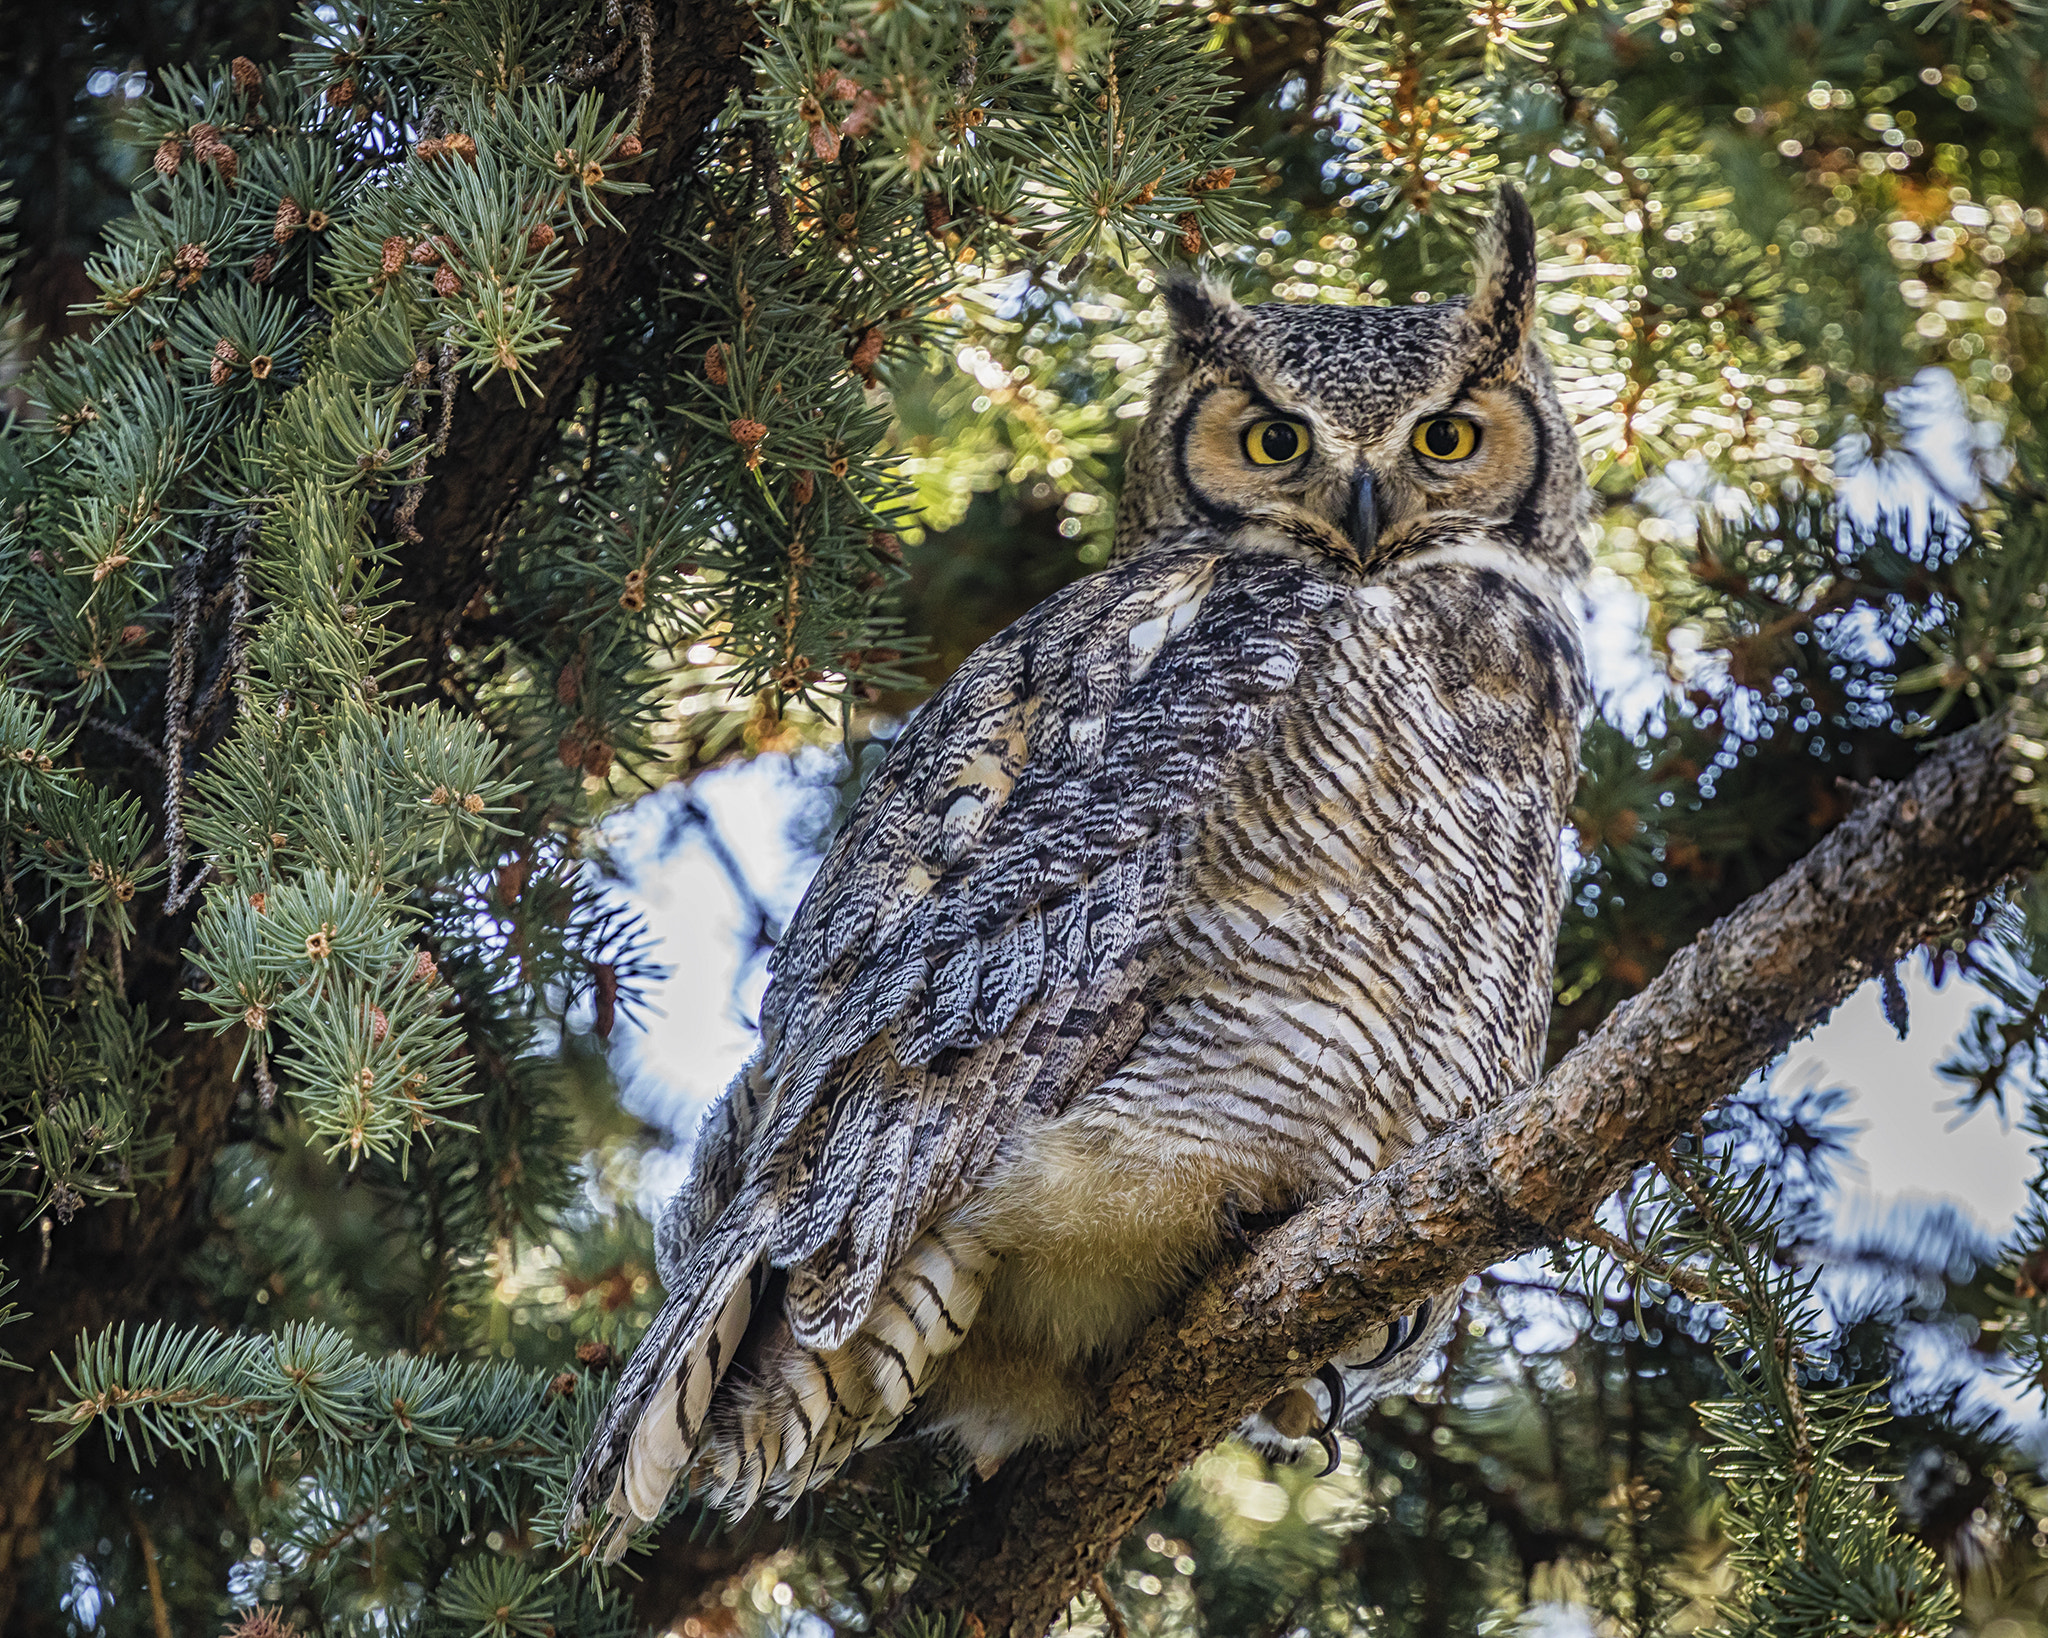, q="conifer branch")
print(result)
[919,720,2040,1636]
